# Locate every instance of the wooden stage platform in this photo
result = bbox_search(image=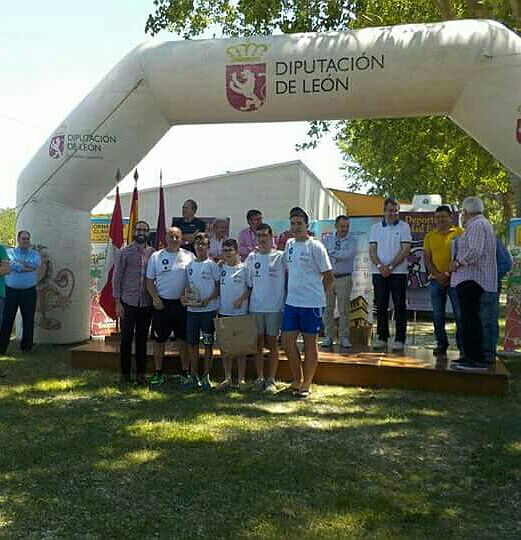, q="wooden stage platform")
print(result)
[70,340,509,396]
